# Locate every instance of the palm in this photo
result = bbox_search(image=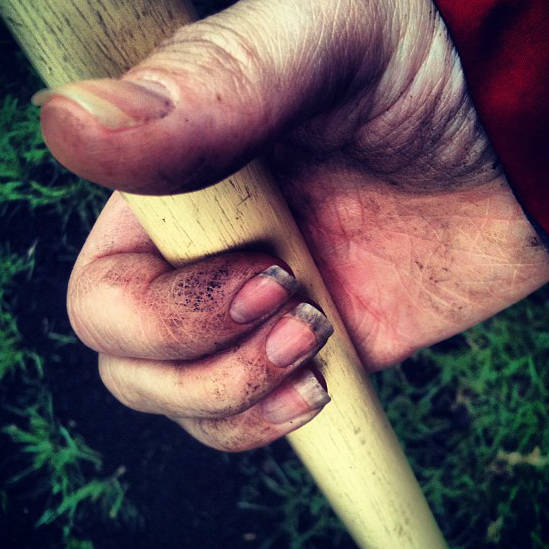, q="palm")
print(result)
[267,13,549,369]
